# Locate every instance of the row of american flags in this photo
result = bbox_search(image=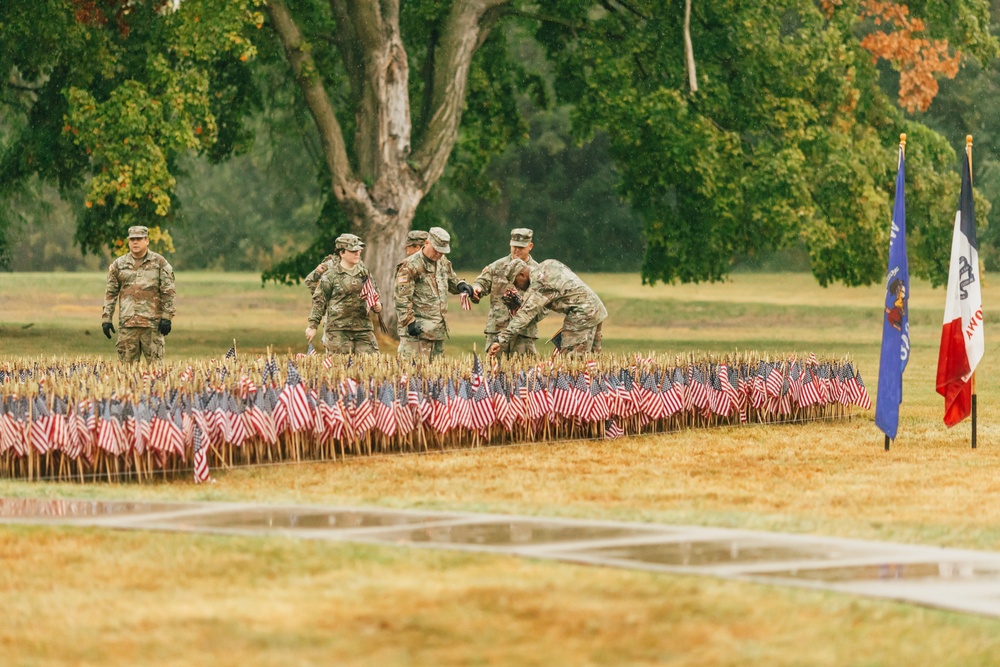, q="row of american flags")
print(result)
[0,352,869,483]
